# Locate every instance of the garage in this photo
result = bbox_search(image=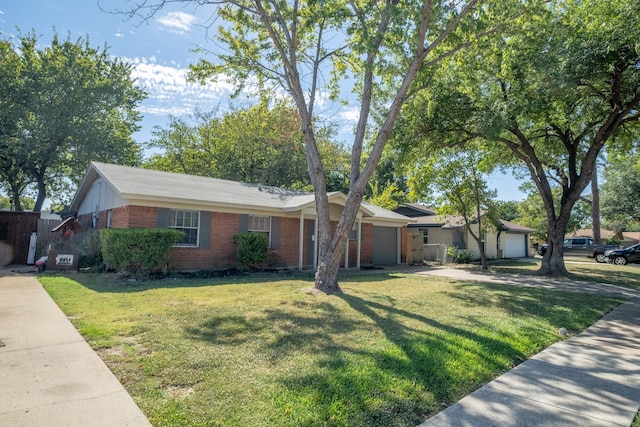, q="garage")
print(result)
[503,233,527,258]
[372,226,398,265]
